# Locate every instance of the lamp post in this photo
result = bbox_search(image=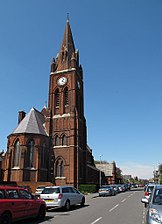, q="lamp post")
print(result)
[100,155,102,188]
